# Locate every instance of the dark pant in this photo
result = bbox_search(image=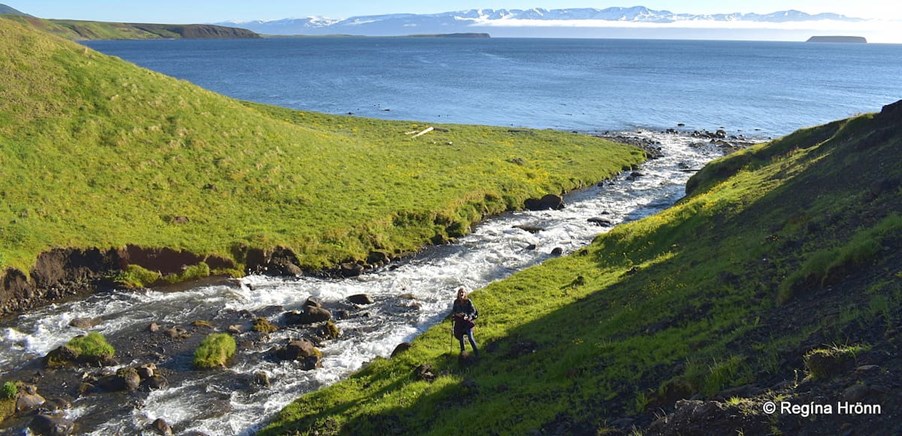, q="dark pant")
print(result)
[458,328,478,355]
